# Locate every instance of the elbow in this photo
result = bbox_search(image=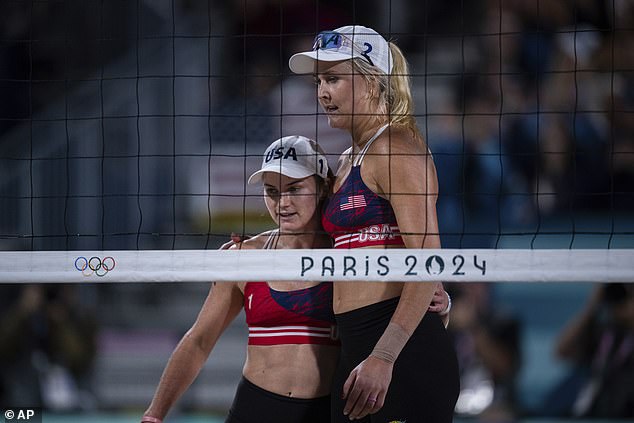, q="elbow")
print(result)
[179,329,209,356]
